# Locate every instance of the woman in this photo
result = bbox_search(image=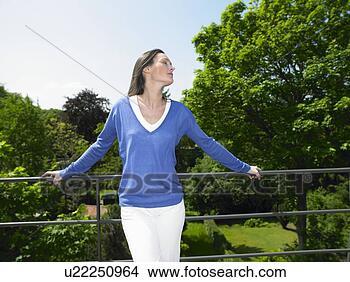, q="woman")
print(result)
[43,49,261,262]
